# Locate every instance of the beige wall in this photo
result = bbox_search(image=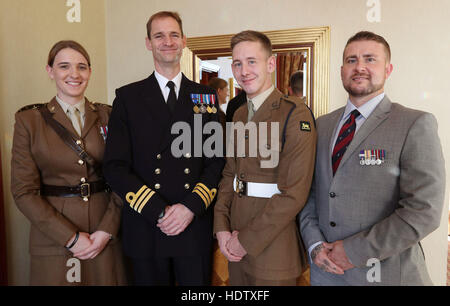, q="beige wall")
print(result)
[1,0,449,285]
[106,0,450,285]
[0,0,107,285]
